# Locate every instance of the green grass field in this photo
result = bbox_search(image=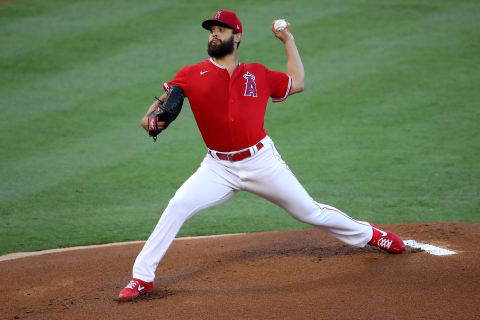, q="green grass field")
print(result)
[1,0,479,255]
